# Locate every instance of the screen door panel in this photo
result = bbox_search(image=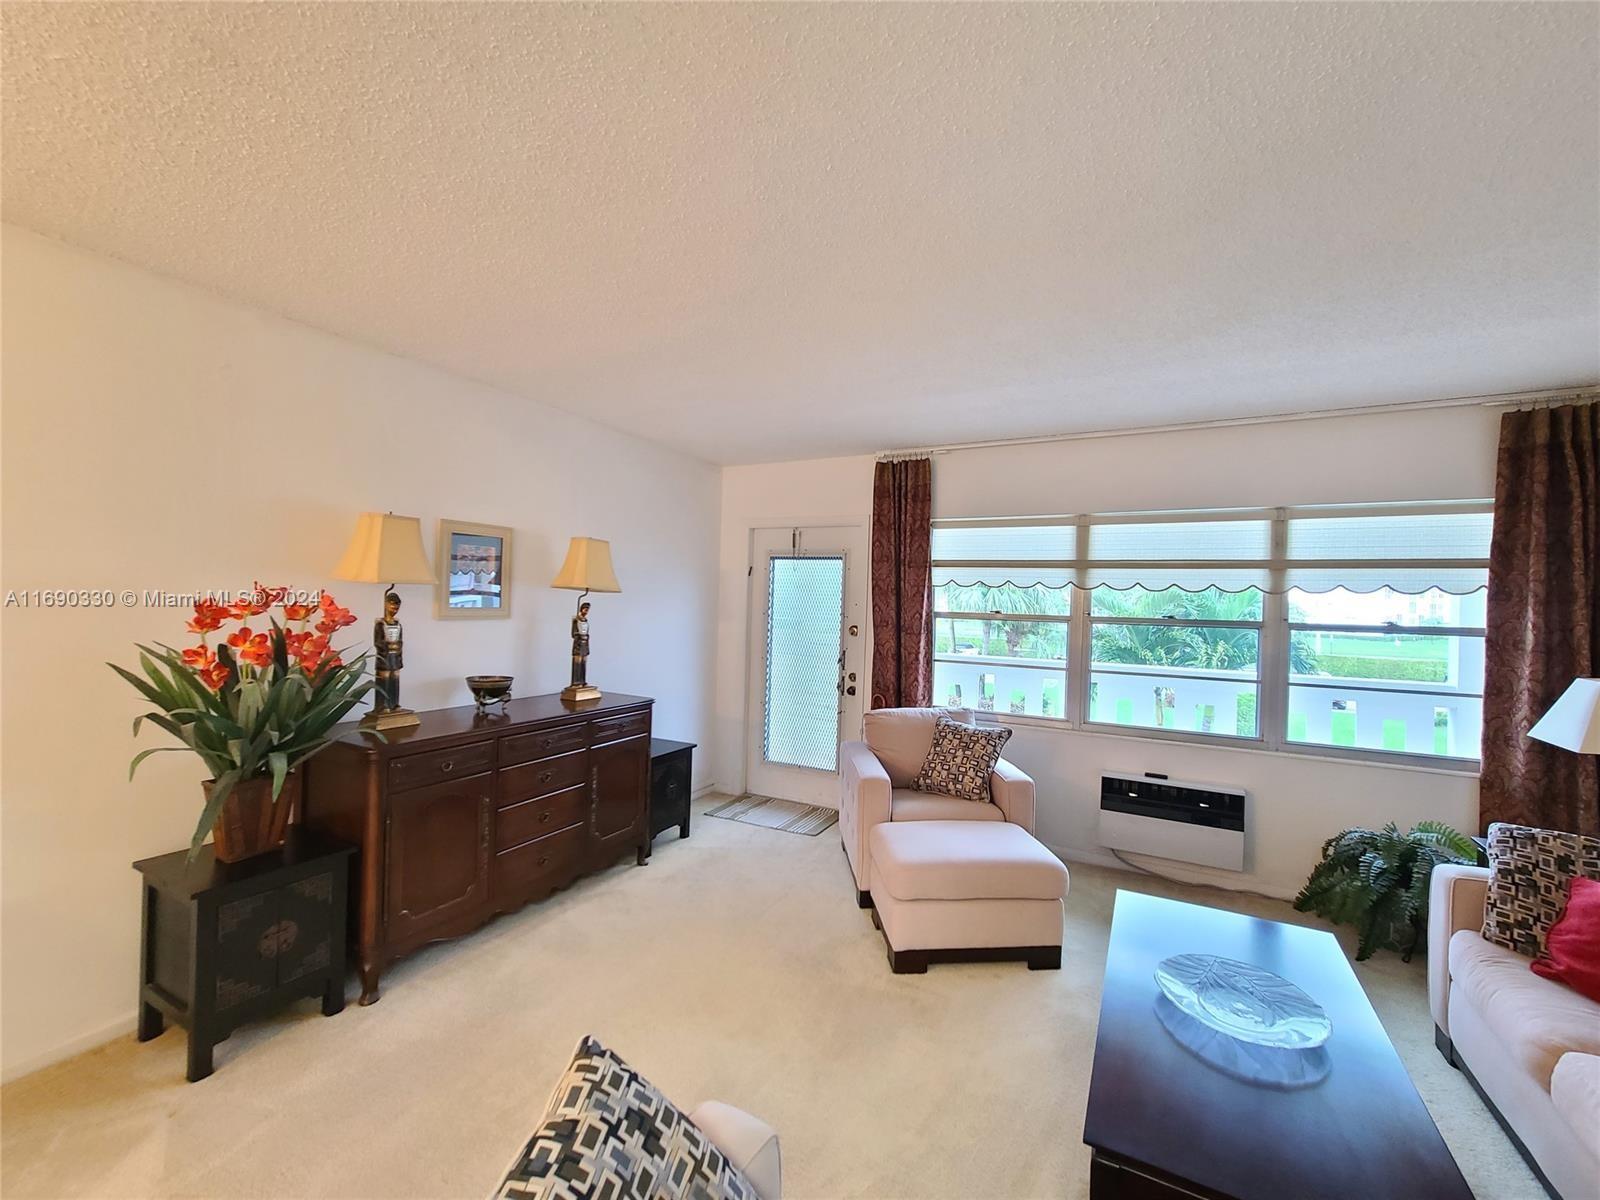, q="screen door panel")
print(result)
[762,555,845,772]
